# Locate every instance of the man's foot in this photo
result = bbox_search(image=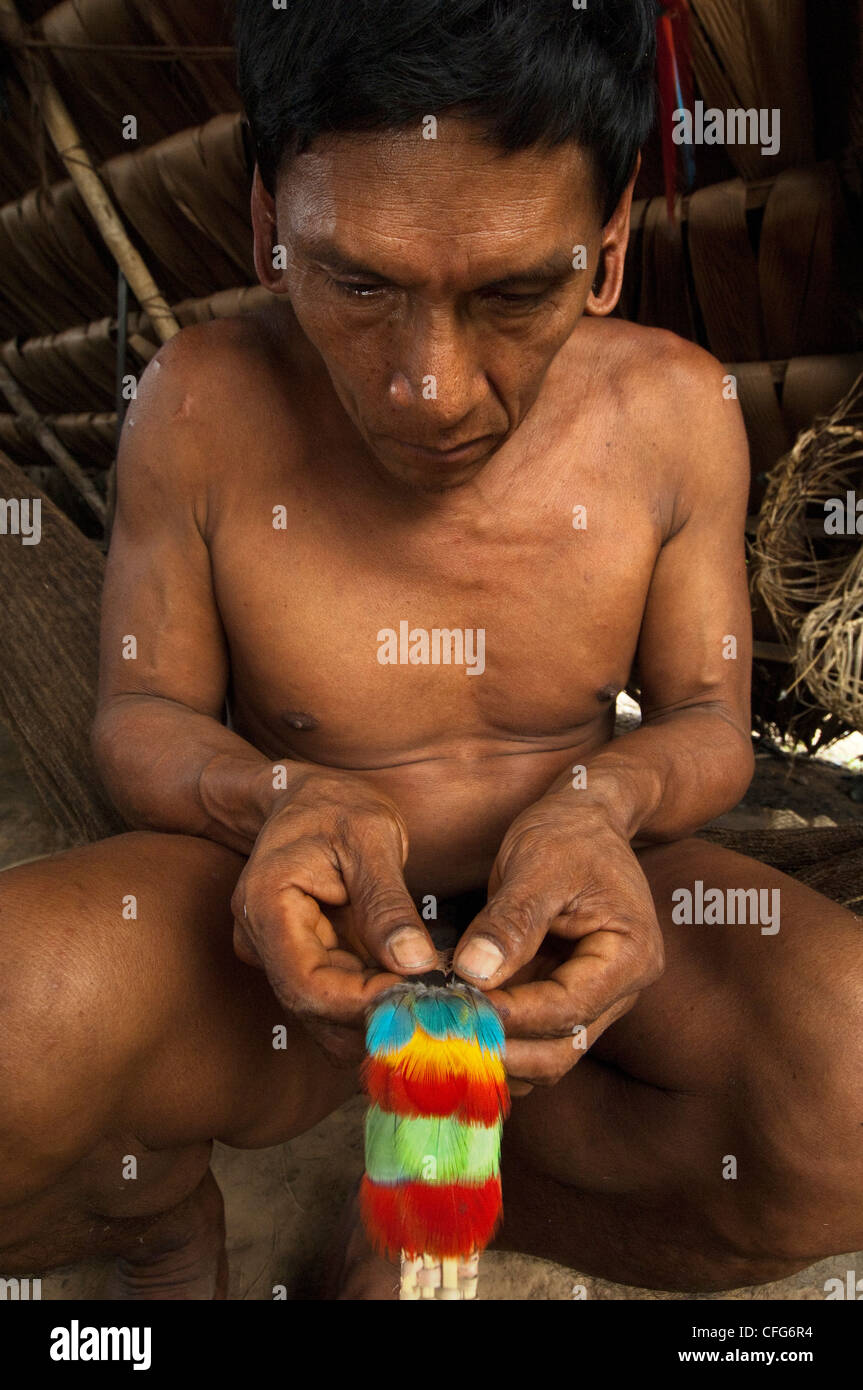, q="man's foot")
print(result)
[105,1169,228,1301]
